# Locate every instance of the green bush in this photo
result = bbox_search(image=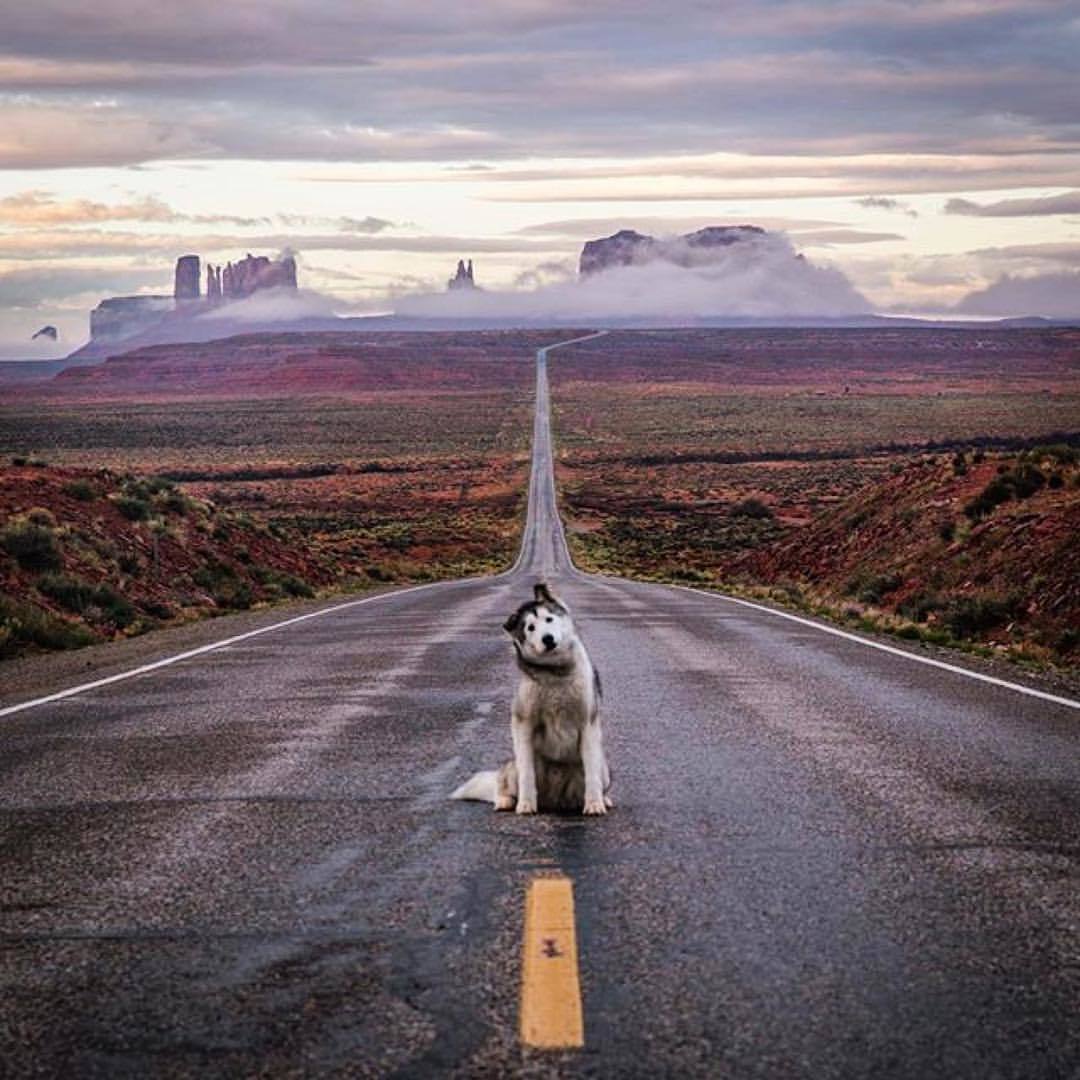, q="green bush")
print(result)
[193,560,253,609]
[1026,443,1076,466]
[61,479,97,501]
[0,518,63,571]
[846,571,903,605]
[898,590,942,623]
[115,495,152,521]
[964,463,1046,519]
[253,566,315,599]
[941,594,1018,639]
[36,573,136,628]
[729,497,774,520]
[0,593,96,656]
